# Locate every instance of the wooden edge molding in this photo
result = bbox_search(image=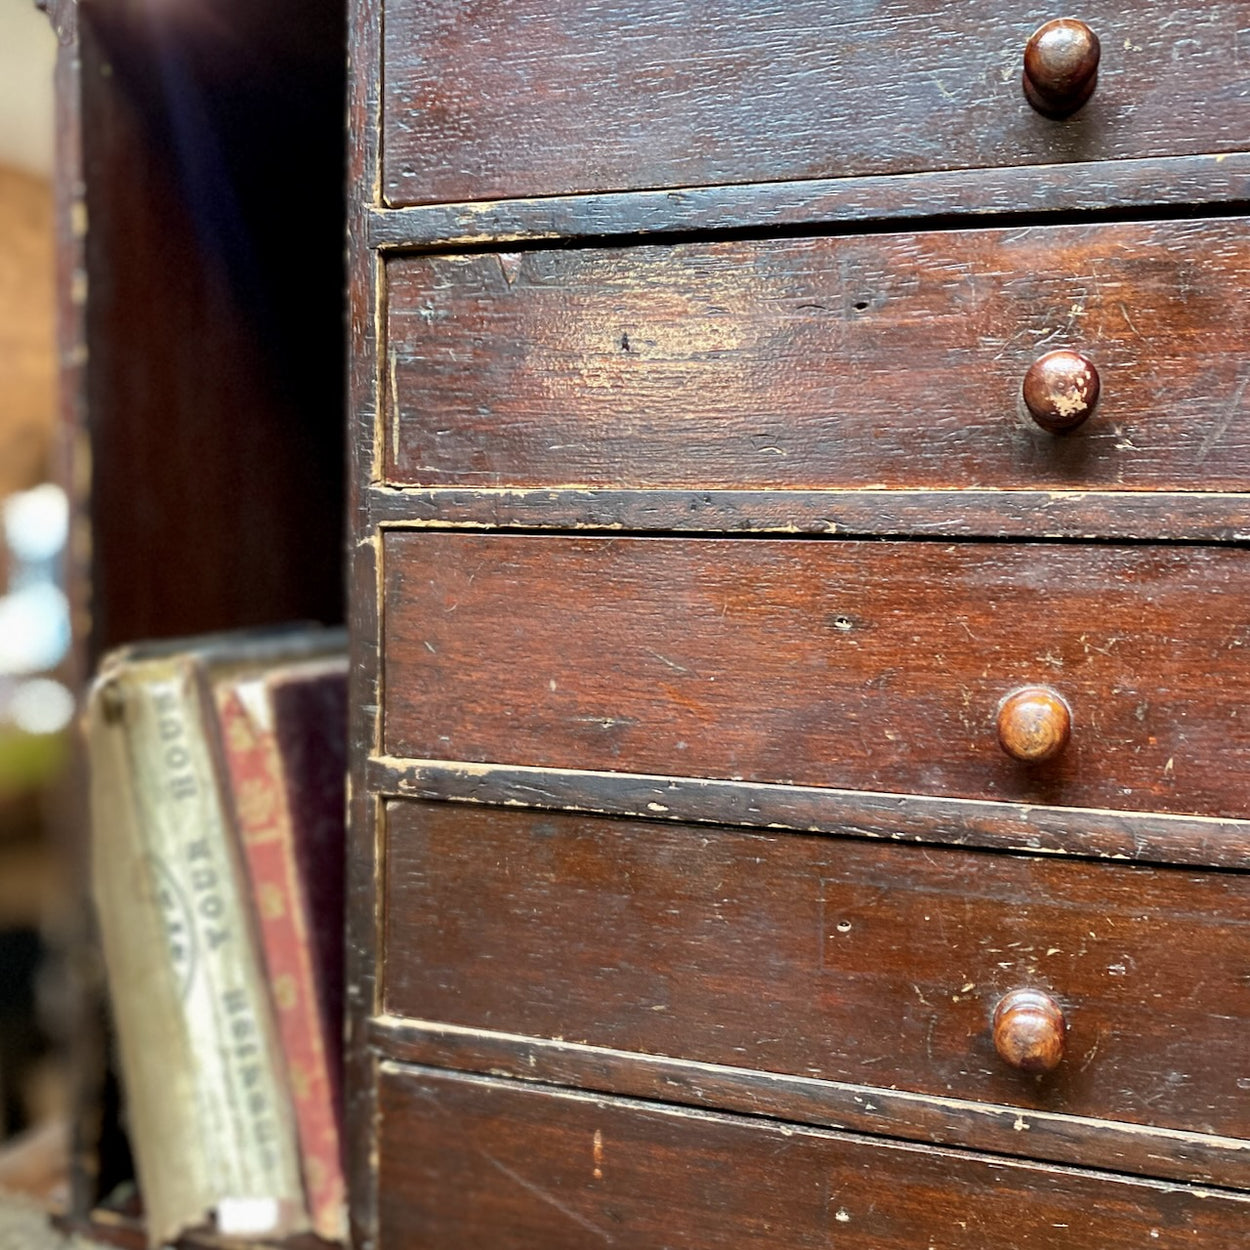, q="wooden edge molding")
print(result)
[347,0,384,1246]
[368,486,1250,542]
[367,1017,1250,1193]
[365,756,1250,871]
[366,151,1250,251]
